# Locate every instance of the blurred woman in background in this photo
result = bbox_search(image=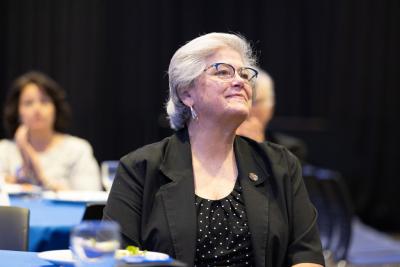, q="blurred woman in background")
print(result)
[0,71,101,191]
